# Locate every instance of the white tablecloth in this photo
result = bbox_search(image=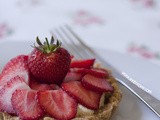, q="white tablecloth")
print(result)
[0,0,160,66]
